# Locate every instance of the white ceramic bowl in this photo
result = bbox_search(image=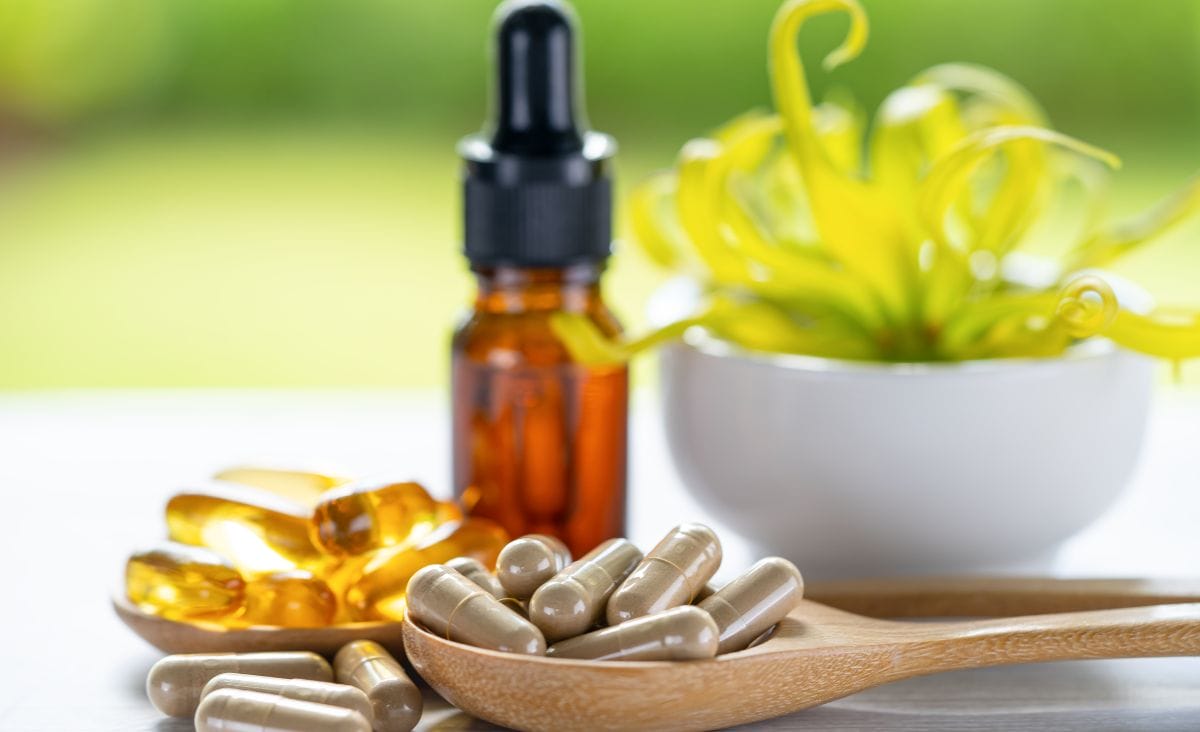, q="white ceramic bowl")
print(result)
[660,334,1154,578]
